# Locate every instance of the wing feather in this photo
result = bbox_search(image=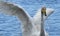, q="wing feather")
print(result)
[0,2,32,36]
